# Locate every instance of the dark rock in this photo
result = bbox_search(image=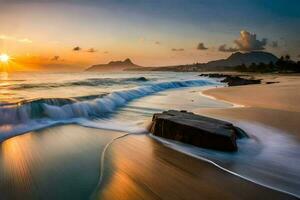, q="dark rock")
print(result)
[199,73,231,78]
[199,73,261,86]
[221,76,261,86]
[136,77,148,81]
[266,81,279,84]
[150,110,247,152]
